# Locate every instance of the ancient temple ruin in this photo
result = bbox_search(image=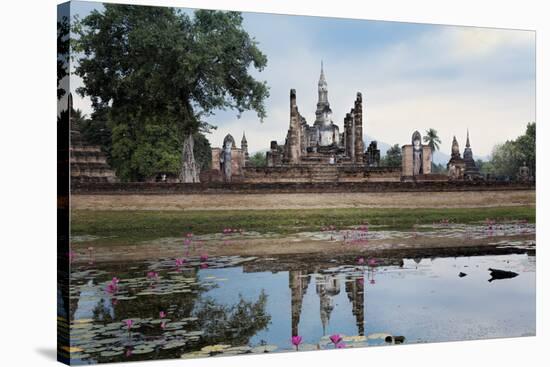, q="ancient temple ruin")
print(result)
[401,130,433,179]
[462,130,482,180]
[267,63,365,166]
[206,64,489,184]
[210,133,248,182]
[68,94,117,184]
